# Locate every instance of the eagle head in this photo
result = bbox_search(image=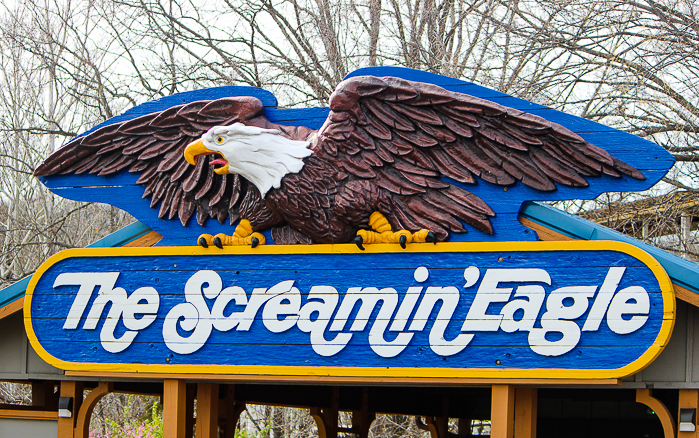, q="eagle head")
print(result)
[184,122,312,198]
